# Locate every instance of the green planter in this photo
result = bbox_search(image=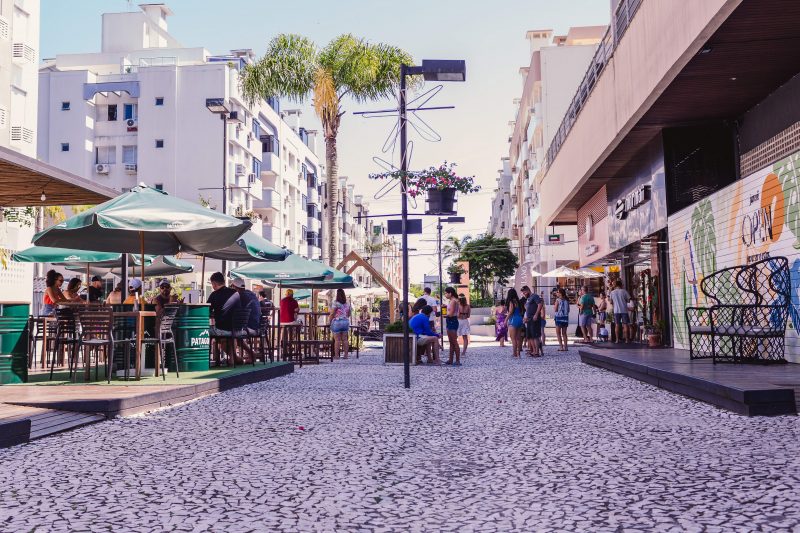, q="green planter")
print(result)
[0,303,30,384]
[172,304,210,372]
